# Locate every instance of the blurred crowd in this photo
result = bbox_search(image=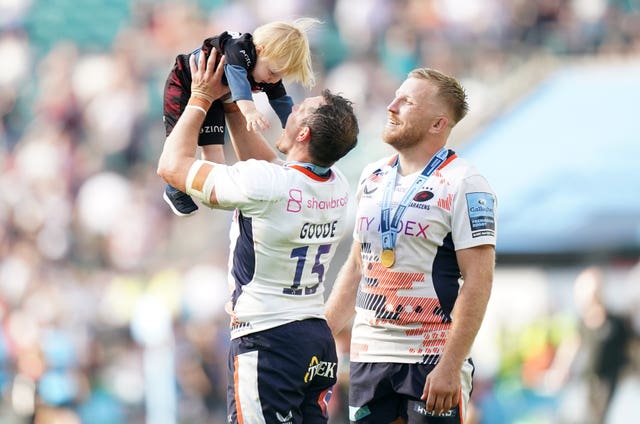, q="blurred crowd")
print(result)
[1,0,640,422]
